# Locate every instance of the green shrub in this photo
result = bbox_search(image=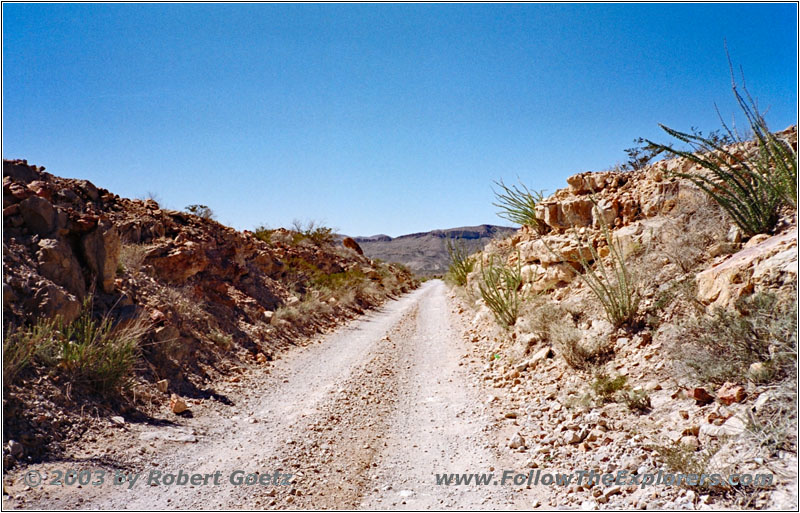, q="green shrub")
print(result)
[3,318,59,385]
[290,219,335,246]
[652,441,721,488]
[208,330,233,350]
[620,388,651,412]
[591,373,628,402]
[445,238,475,286]
[184,204,216,220]
[492,179,545,231]
[253,225,276,243]
[673,291,797,385]
[56,303,149,393]
[5,302,149,394]
[646,68,797,236]
[478,254,524,328]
